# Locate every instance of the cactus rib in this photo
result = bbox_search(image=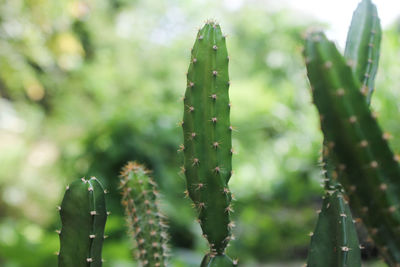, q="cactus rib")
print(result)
[58,177,108,267]
[304,31,400,265]
[182,21,234,258]
[120,161,169,267]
